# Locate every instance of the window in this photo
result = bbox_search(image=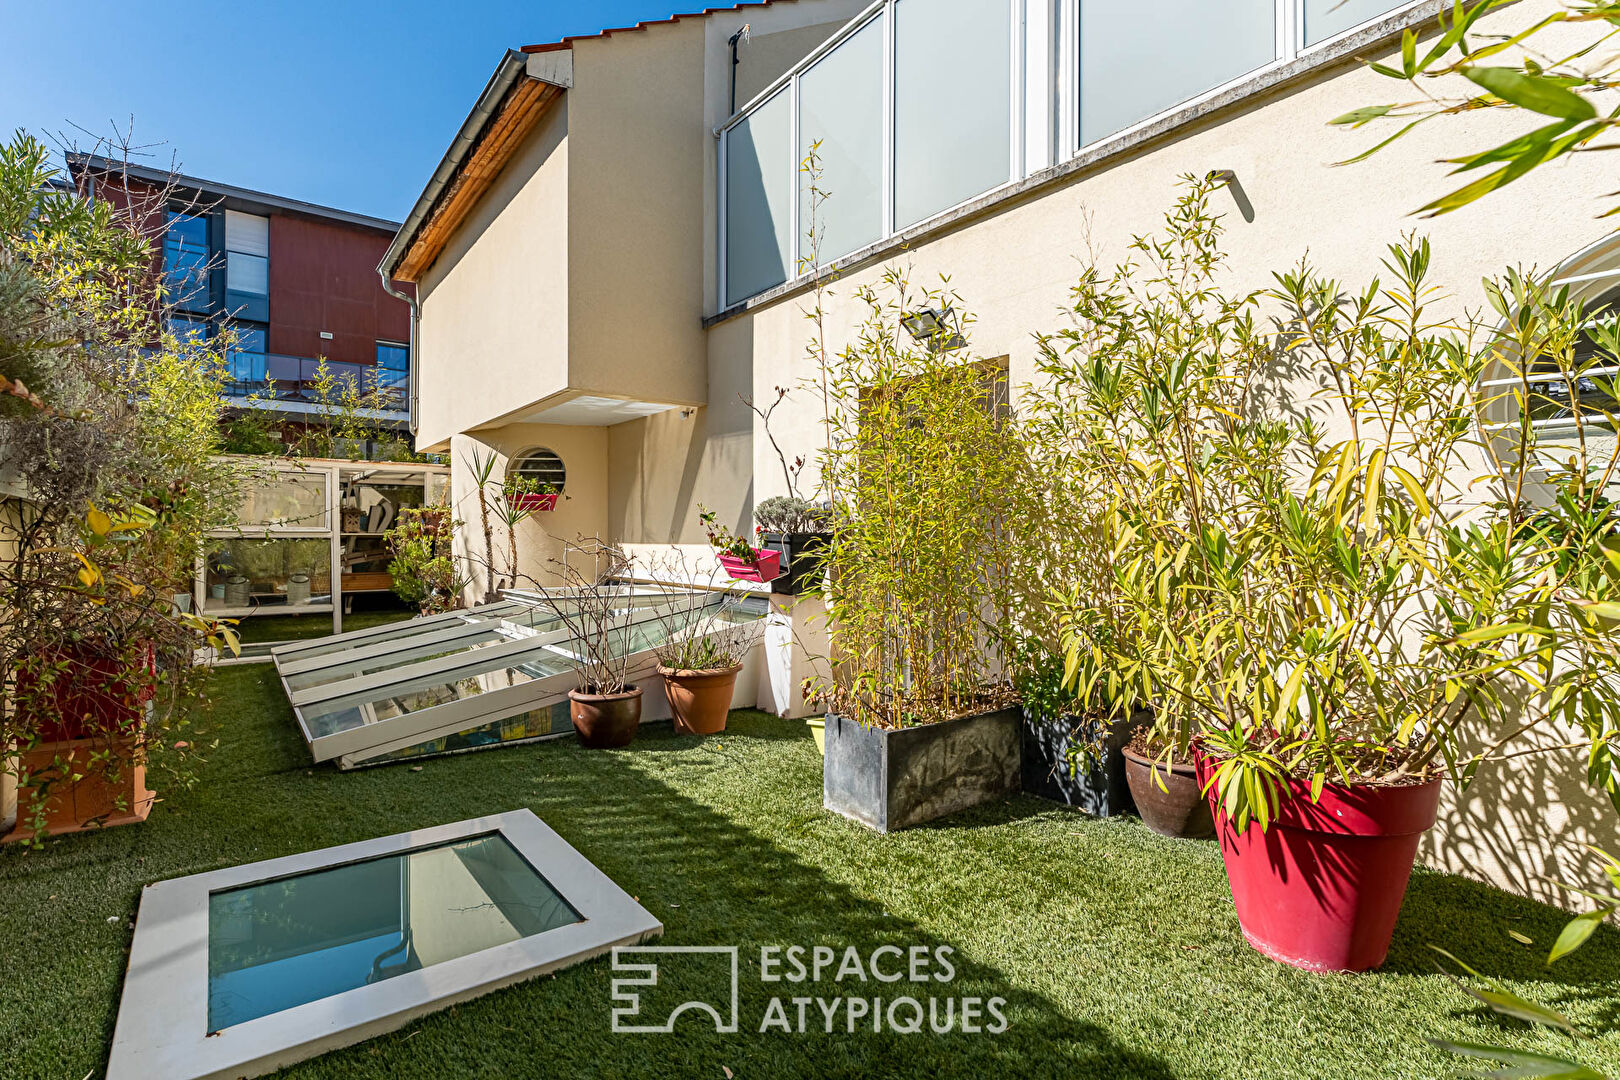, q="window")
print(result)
[1079,0,1276,146]
[511,448,566,495]
[225,210,270,321]
[893,0,1012,230]
[376,341,409,388]
[718,0,1432,308]
[798,13,884,264]
[166,316,208,344]
[227,322,268,388]
[1304,0,1407,46]
[725,89,793,307]
[163,211,210,313]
